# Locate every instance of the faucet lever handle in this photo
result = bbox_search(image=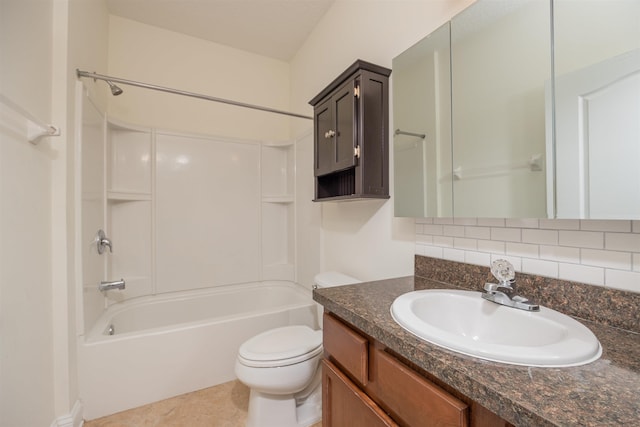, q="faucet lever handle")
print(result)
[484,282,499,292]
[100,237,112,252]
[96,229,113,254]
[498,279,515,290]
